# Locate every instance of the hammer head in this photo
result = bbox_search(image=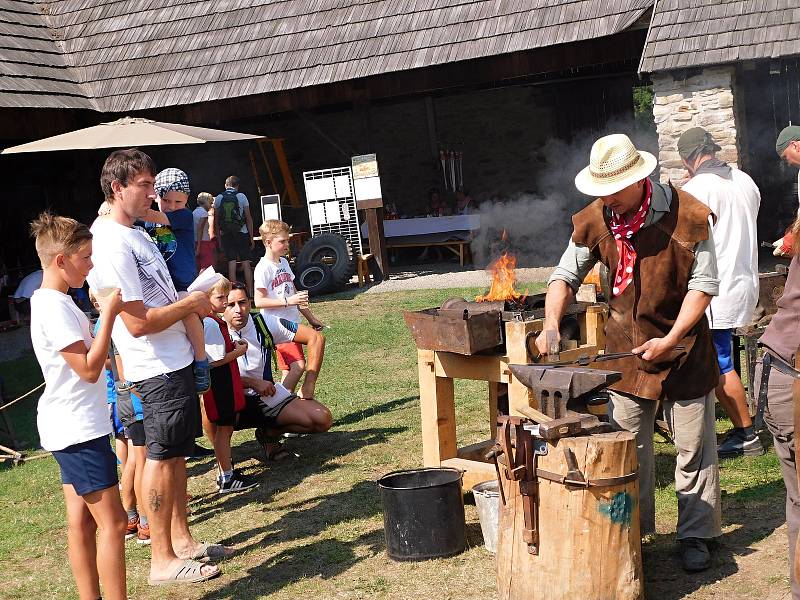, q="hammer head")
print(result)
[509,365,621,418]
[537,414,583,441]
